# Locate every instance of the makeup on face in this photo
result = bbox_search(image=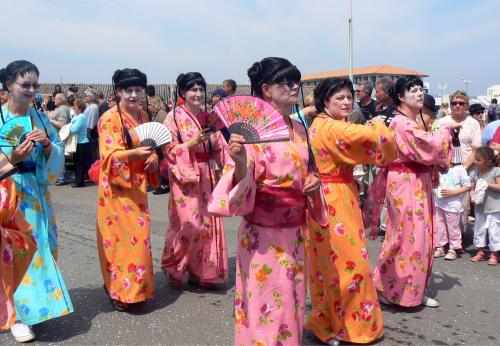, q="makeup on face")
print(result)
[10,72,39,104]
[119,87,144,110]
[402,85,424,109]
[184,85,205,107]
